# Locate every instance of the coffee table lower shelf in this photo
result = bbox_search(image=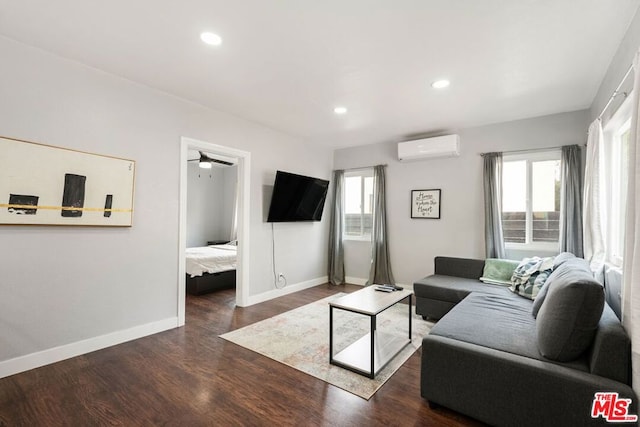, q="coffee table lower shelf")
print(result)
[331,331,410,378]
